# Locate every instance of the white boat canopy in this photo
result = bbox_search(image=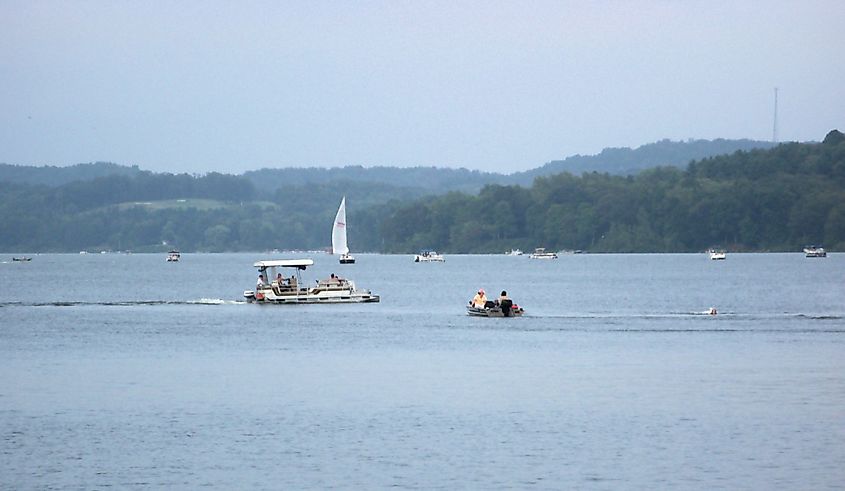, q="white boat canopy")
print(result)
[253,259,314,269]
